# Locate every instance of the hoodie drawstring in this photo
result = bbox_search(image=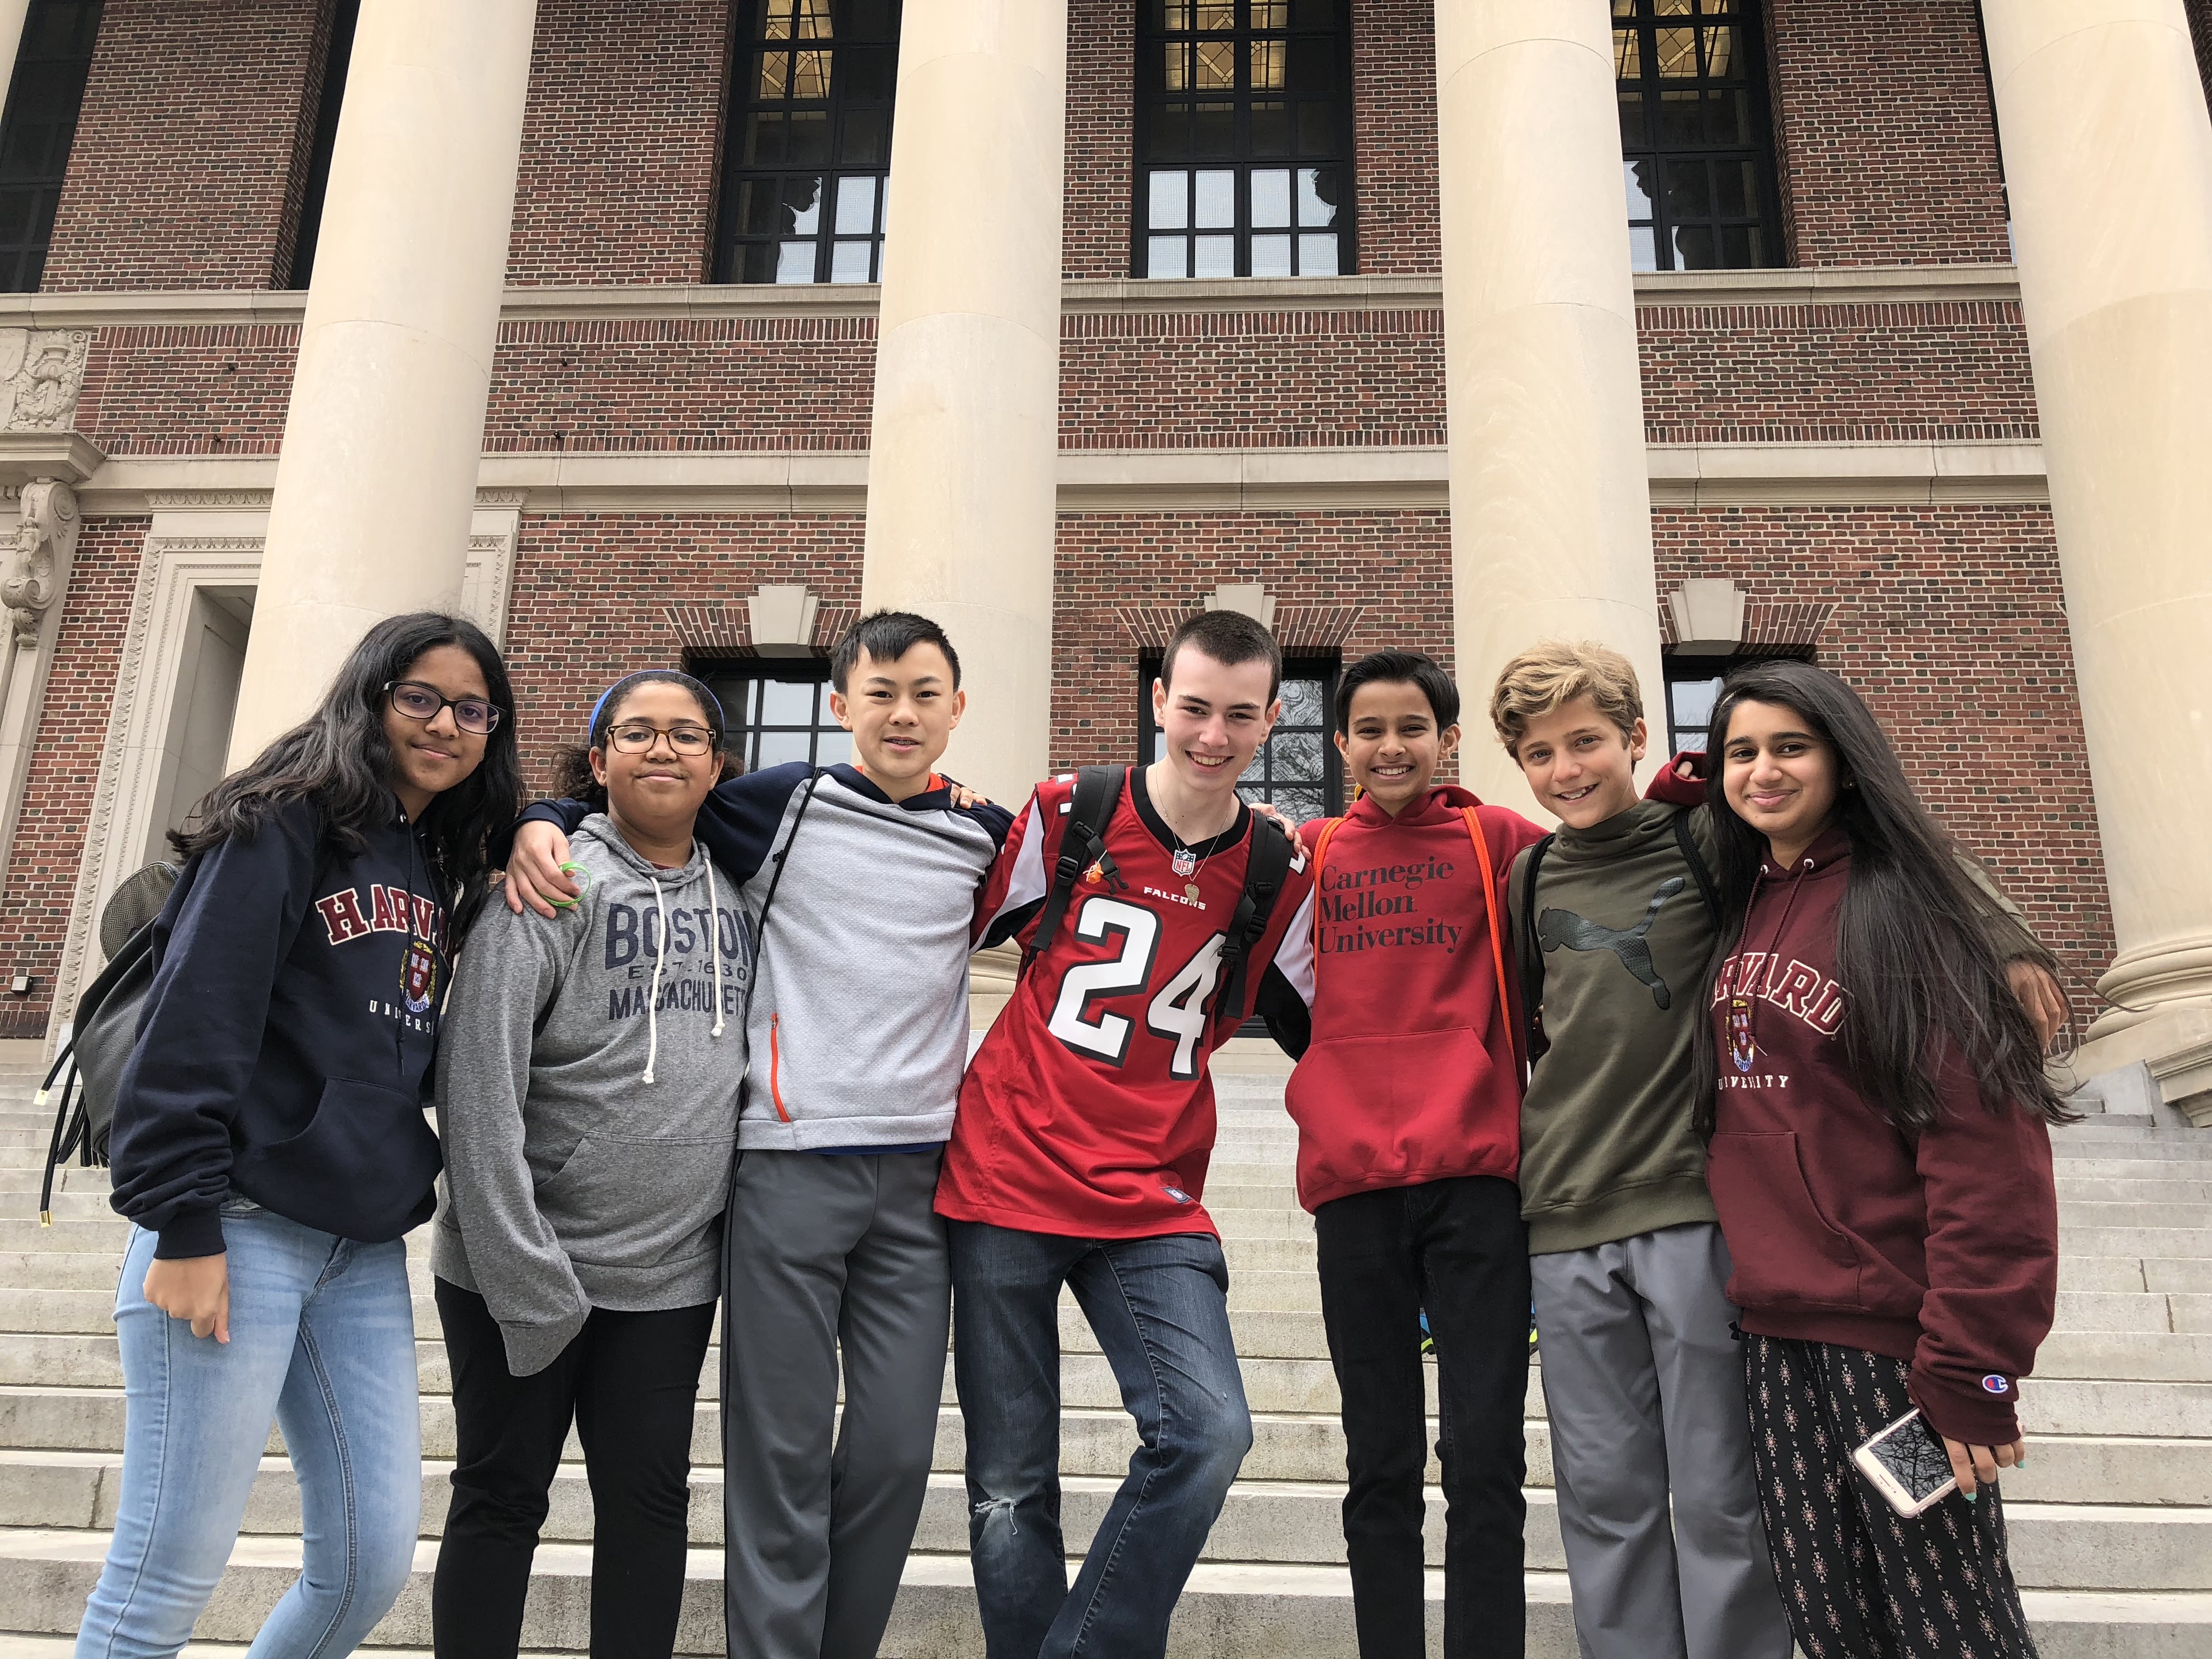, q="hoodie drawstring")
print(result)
[643,876,668,1084]
[707,857,725,1039]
